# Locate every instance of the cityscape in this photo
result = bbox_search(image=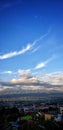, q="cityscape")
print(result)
[0,99,63,130]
